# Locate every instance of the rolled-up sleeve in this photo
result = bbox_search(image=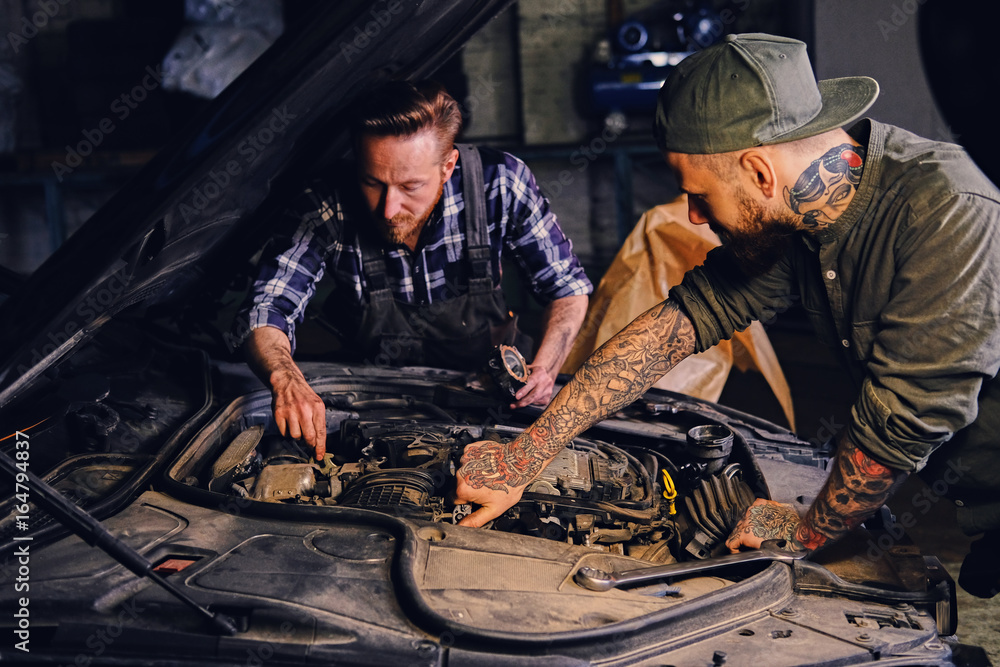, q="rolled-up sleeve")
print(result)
[670,247,798,352]
[235,188,339,353]
[850,193,1000,472]
[501,155,593,303]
